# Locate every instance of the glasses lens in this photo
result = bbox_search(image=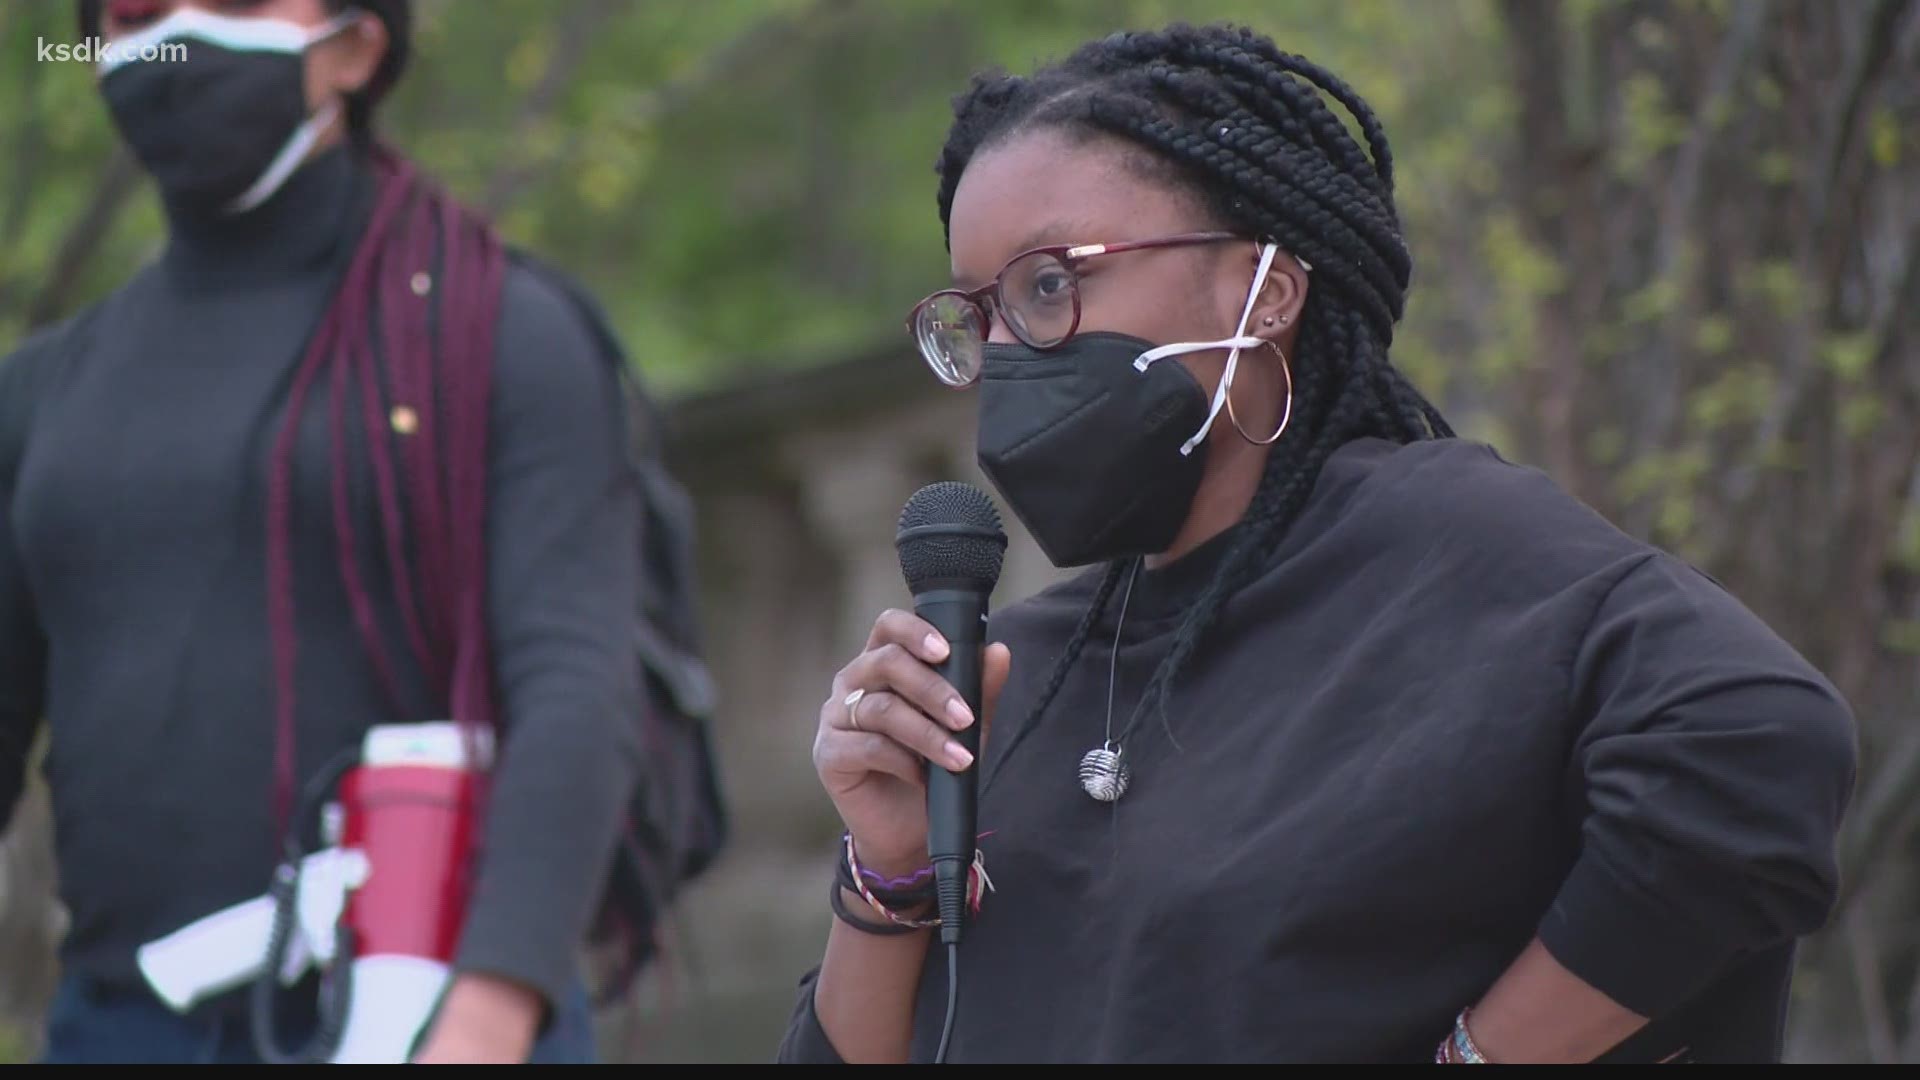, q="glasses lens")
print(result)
[914,293,986,387]
[999,251,1077,347]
